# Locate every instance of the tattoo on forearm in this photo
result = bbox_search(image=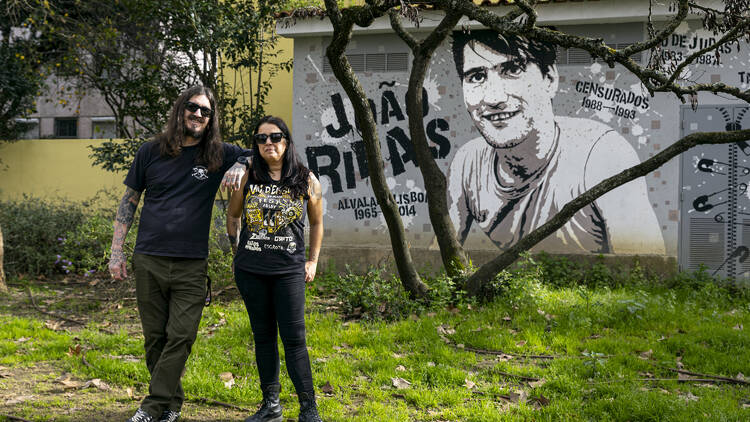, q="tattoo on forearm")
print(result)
[227,217,240,254]
[115,188,140,225]
[309,251,319,262]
